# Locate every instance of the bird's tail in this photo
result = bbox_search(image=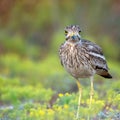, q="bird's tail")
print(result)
[99,71,112,78]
